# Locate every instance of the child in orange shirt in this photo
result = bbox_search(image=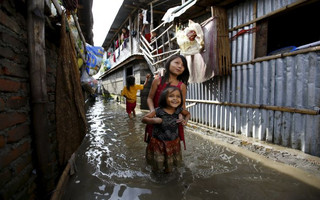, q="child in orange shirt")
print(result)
[121,74,151,118]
